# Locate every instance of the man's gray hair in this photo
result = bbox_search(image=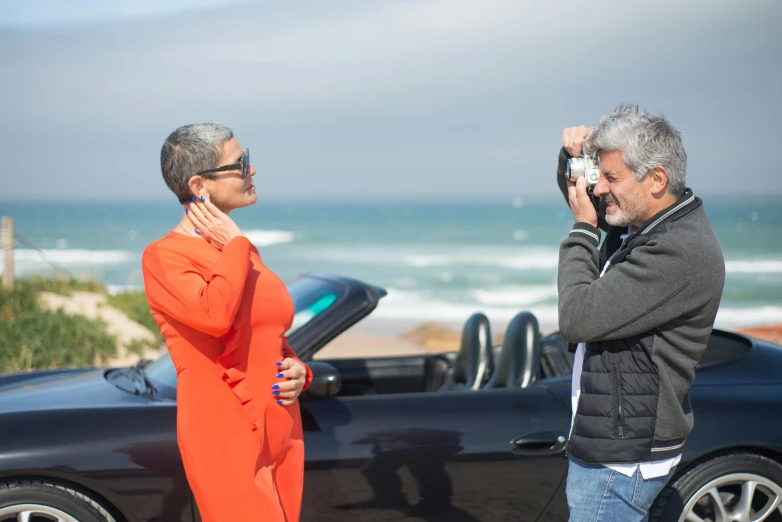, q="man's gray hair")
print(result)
[586,104,687,197]
[160,123,234,203]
